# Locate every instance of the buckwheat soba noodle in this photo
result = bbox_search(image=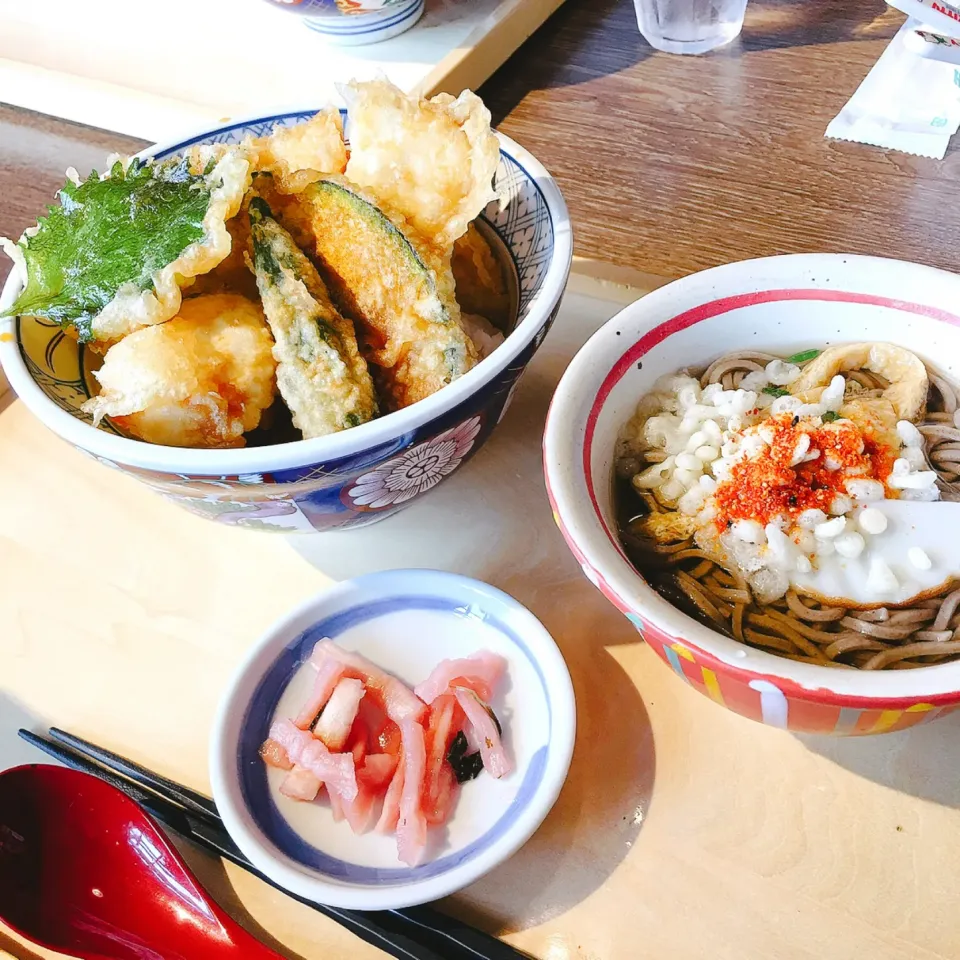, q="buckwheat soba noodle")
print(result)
[614,343,960,670]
